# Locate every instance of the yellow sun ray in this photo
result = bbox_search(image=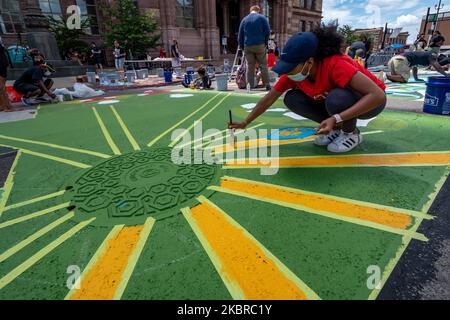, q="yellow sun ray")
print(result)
[0,217,95,291]
[182,196,320,300]
[224,151,450,169]
[92,107,121,155]
[147,93,222,147]
[0,212,74,263]
[0,202,71,229]
[0,144,92,169]
[169,93,232,148]
[109,105,141,151]
[0,134,111,159]
[3,190,66,212]
[67,217,155,300]
[208,176,429,241]
[0,151,21,218]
